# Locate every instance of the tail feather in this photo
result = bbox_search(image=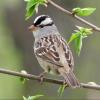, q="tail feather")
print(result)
[58,68,80,88]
